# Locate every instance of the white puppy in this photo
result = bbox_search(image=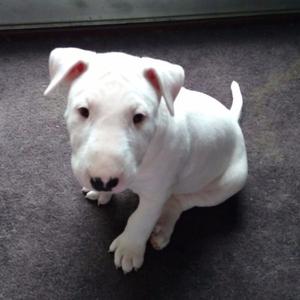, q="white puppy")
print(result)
[44,48,247,273]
